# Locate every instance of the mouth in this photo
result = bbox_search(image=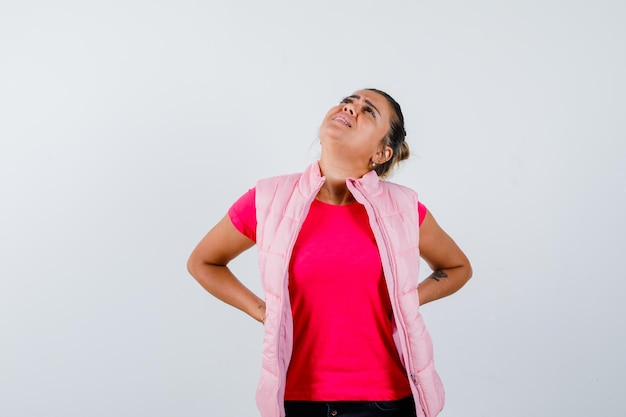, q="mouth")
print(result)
[332,115,352,127]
